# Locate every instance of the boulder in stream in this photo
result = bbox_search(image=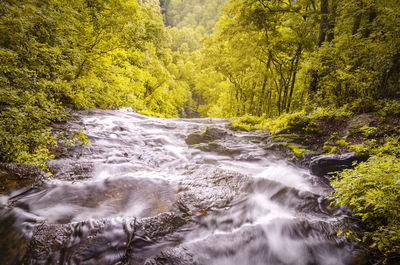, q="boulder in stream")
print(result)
[185,127,228,145]
[0,163,47,194]
[310,152,367,177]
